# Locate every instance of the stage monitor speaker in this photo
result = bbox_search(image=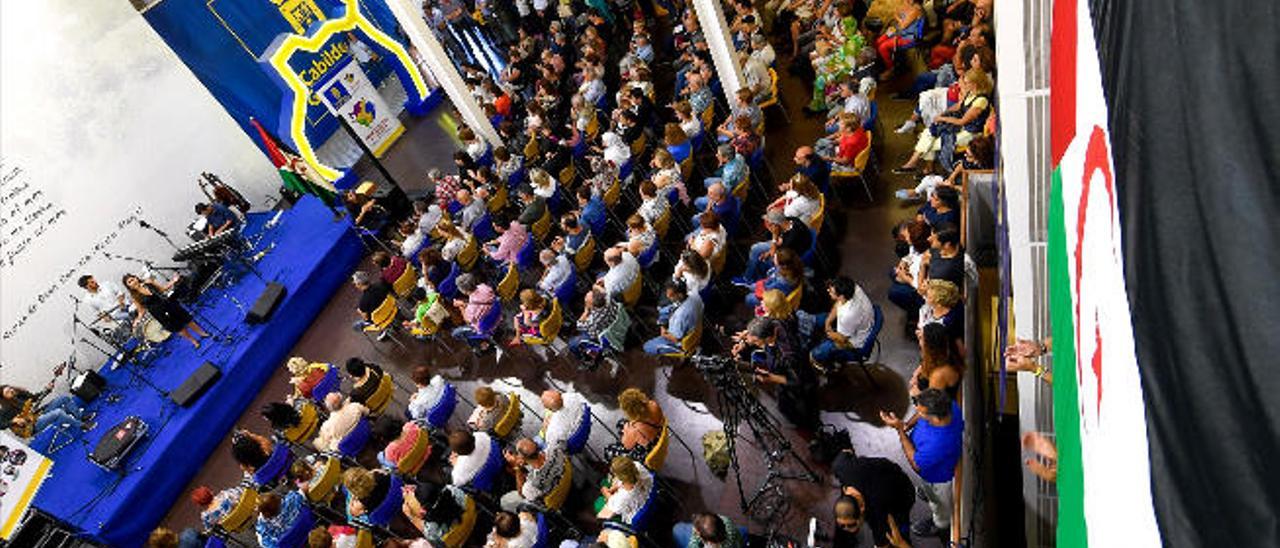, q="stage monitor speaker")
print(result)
[246,282,287,324]
[169,362,220,407]
[70,370,106,403]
